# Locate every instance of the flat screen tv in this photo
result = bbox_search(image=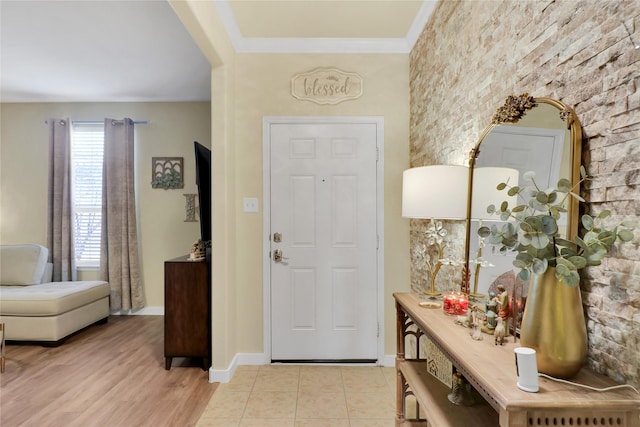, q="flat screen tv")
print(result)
[194,141,211,244]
